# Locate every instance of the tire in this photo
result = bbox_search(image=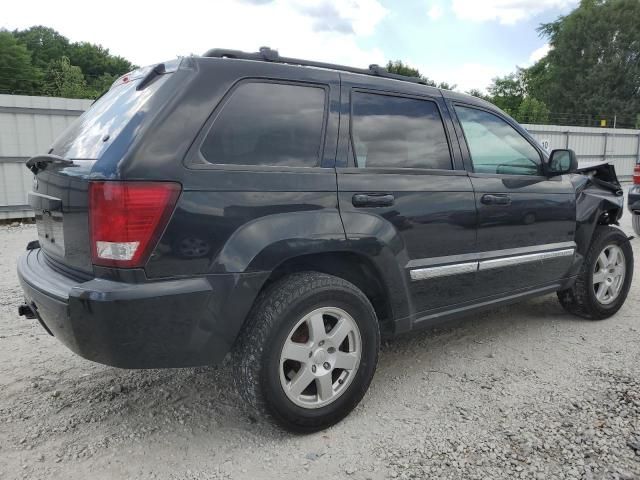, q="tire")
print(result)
[557,226,633,320]
[633,213,640,236]
[233,272,380,432]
